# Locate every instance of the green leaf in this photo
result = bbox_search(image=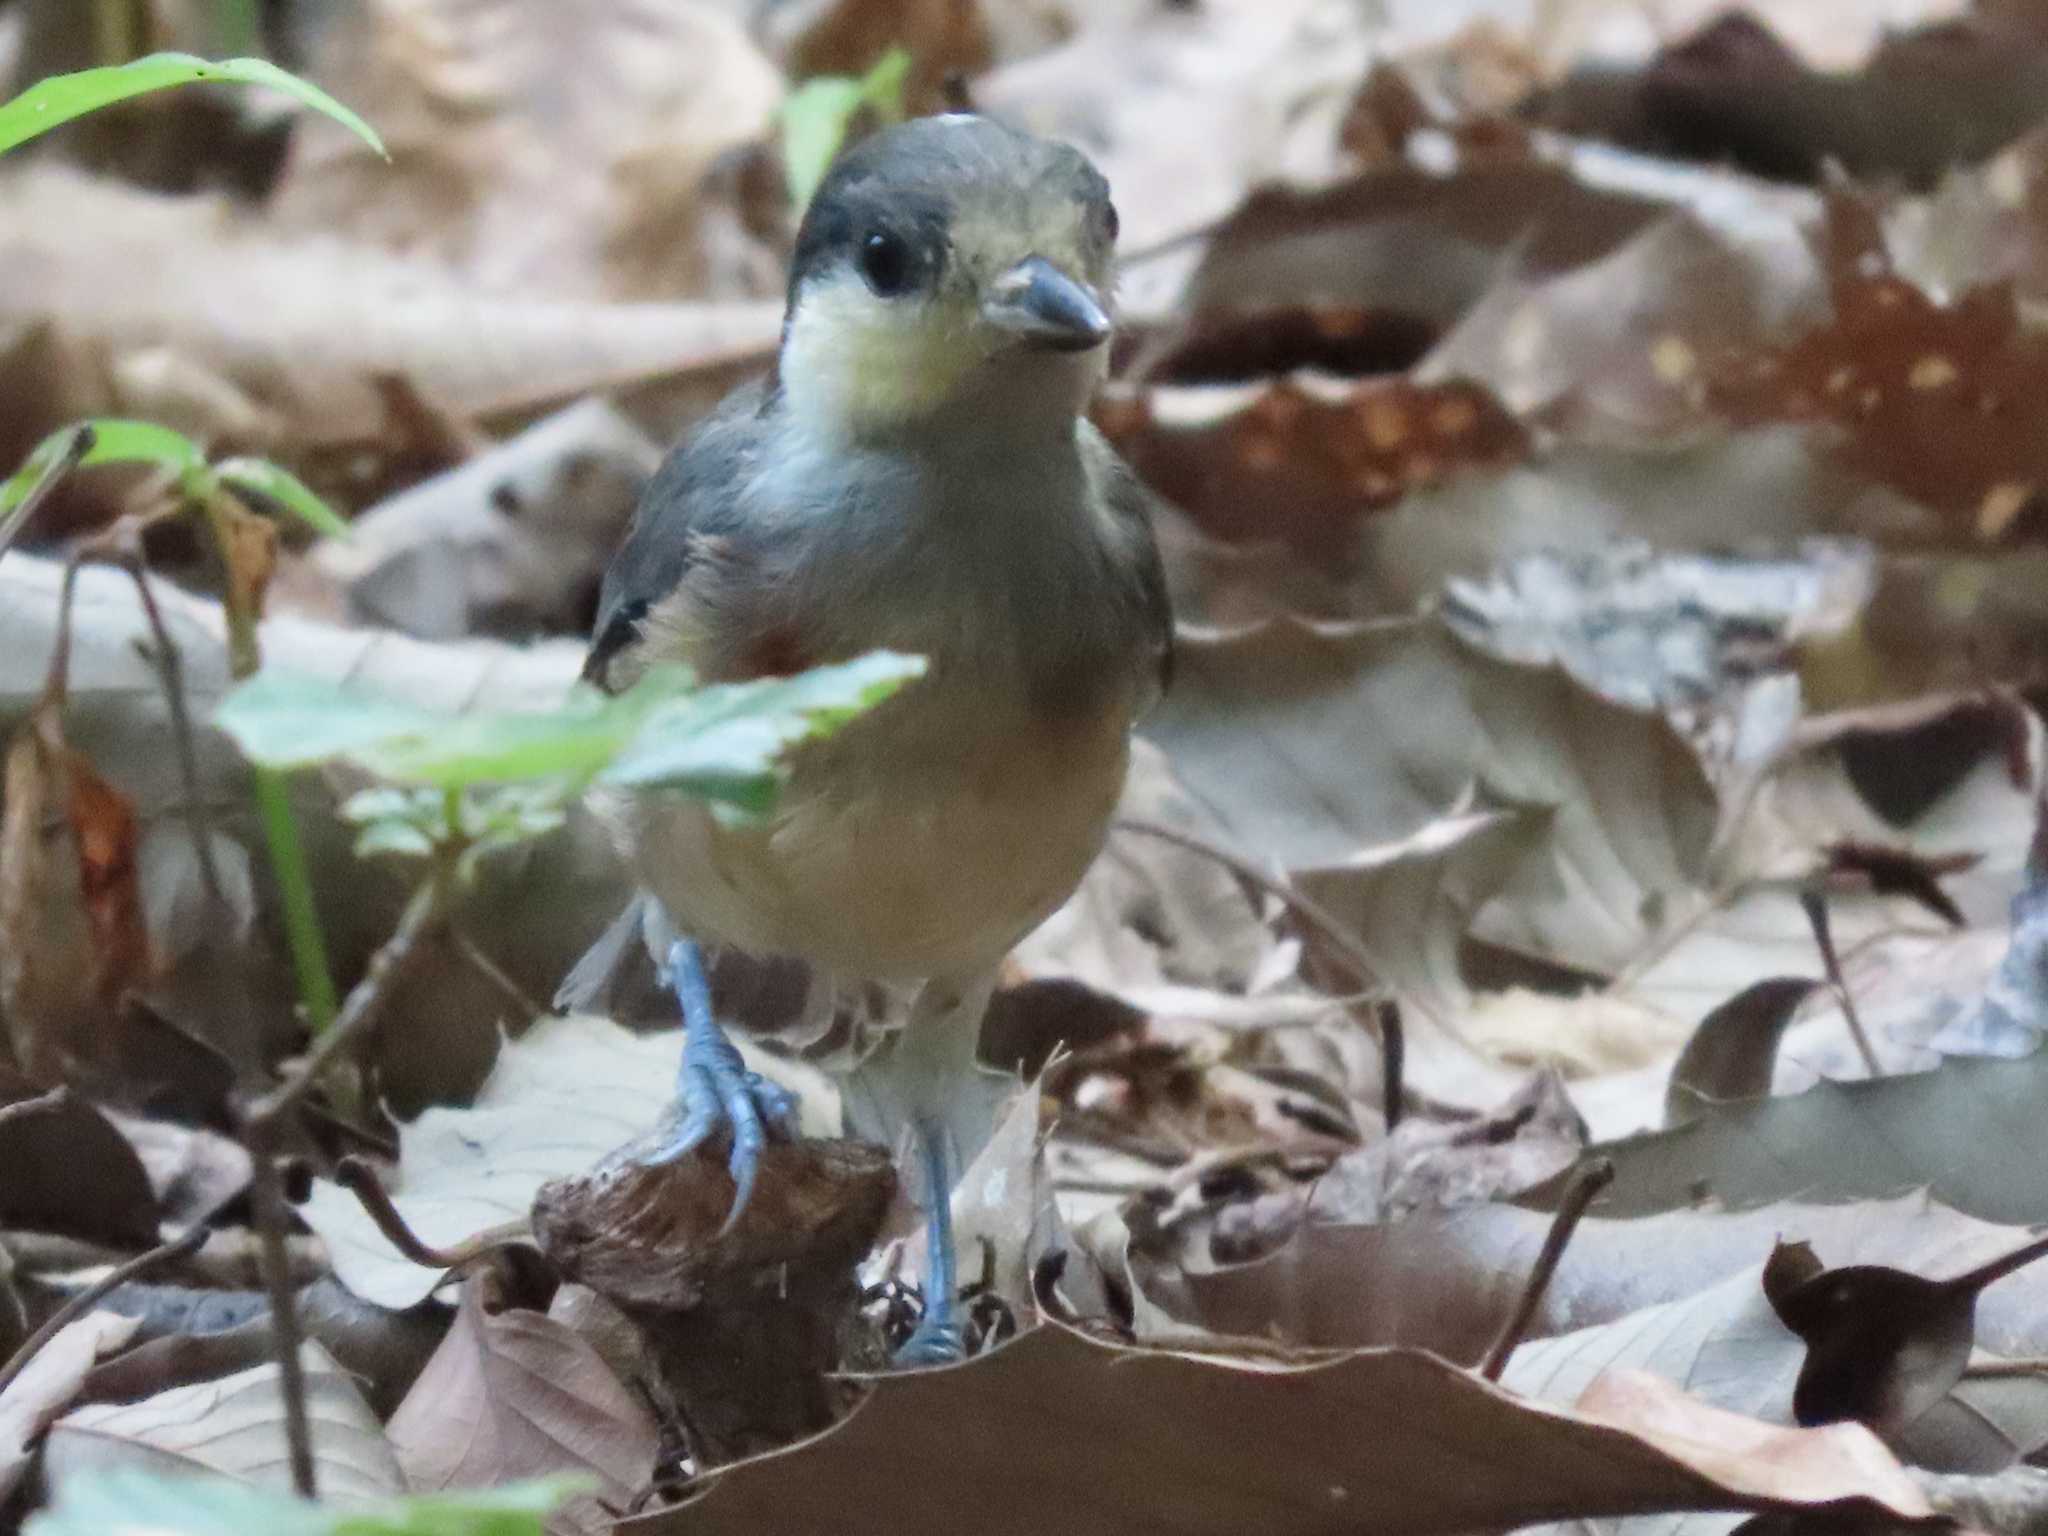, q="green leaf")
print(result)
[217,652,924,809]
[0,53,386,158]
[27,1468,577,1536]
[217,456,353,539]
[779,45,911,210]
[0,418,212,513]
[604,650,927,810]
[215,664,697,790]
